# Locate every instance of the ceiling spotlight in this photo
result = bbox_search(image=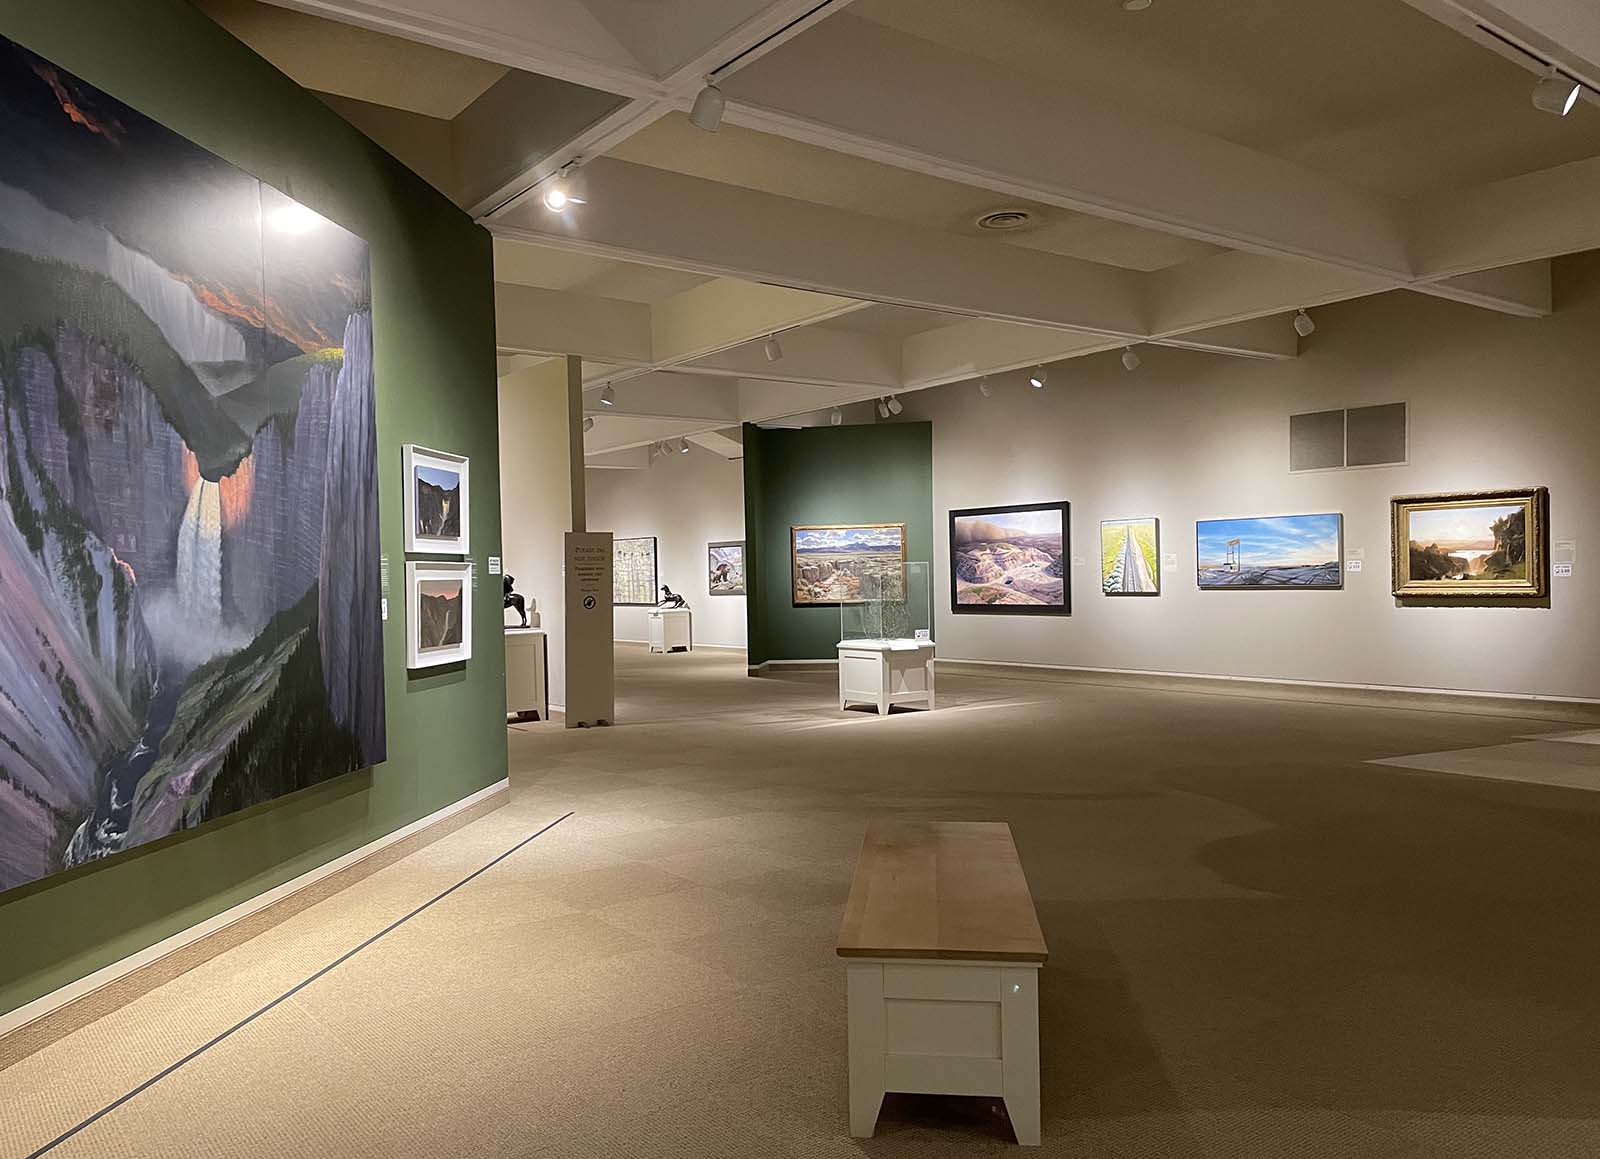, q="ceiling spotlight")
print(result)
[830,406,842,426]
[541,163,586,212]
[1028,366,1046,389]
[581,416,594,433]
[1121,347,1141,371]
[1121,0,1153,9]
[876,398,891,419]
[763,334,783,362]
[886,395,903,416]
[978,377,992,398]
[678,437,691,454]
[599,383,615,407]
[689,81,726,133]
[1532,67,1582,116]
[1293,308,1316,337]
